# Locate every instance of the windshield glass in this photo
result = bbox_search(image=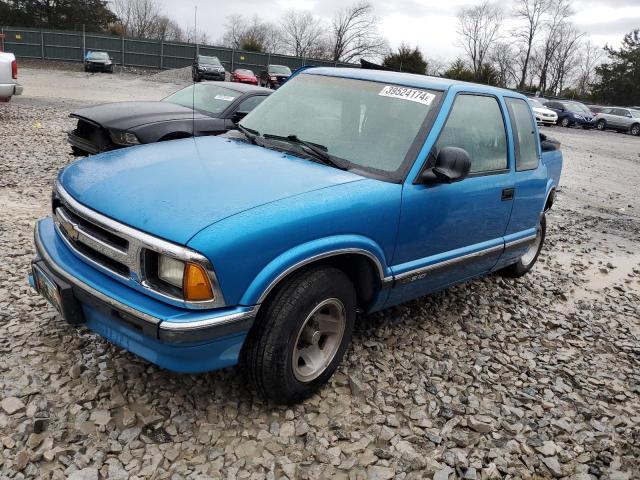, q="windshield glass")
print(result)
[236,69,254,76]
[268,65,291,75]
[528,98,544,108]
[199,56,221,65]
[567,102,591,114]
[163,84,241,115]
[630,109,640,118]
[241,74,441,176]
[89,52,109,60]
